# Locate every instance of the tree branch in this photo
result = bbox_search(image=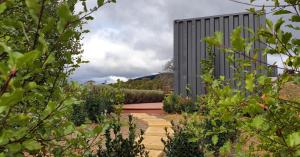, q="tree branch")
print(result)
[228,0,293,8]
[32,0,46,50]
[0,67,17,96]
